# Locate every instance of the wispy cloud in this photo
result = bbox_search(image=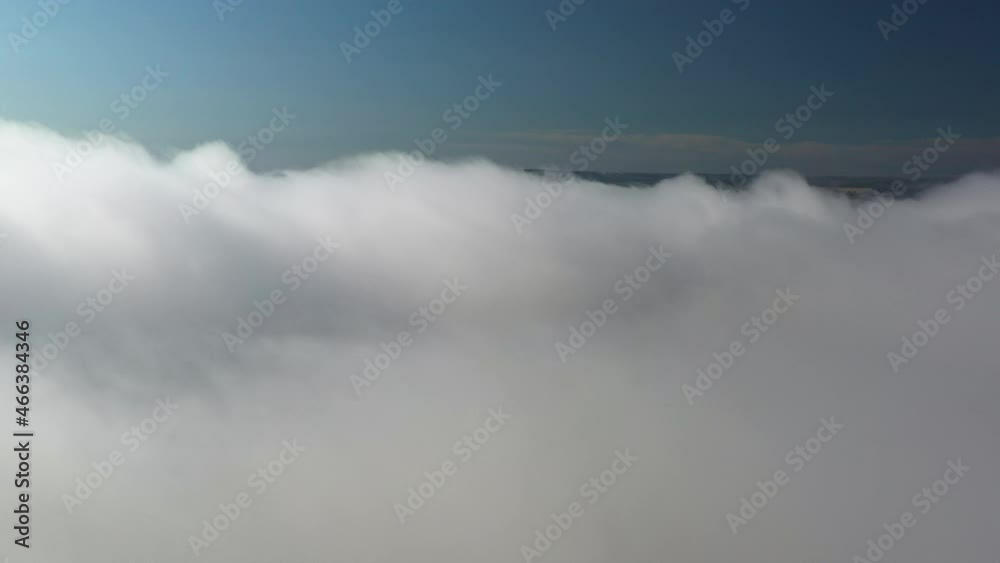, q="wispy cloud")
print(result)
[452,129,1000,175]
